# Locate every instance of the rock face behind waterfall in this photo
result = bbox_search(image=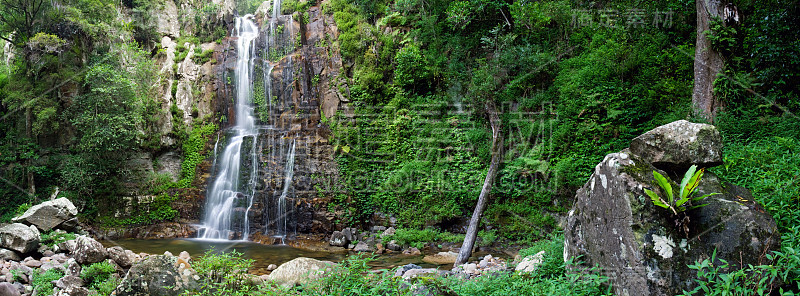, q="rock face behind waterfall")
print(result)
[564,120,780,296]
